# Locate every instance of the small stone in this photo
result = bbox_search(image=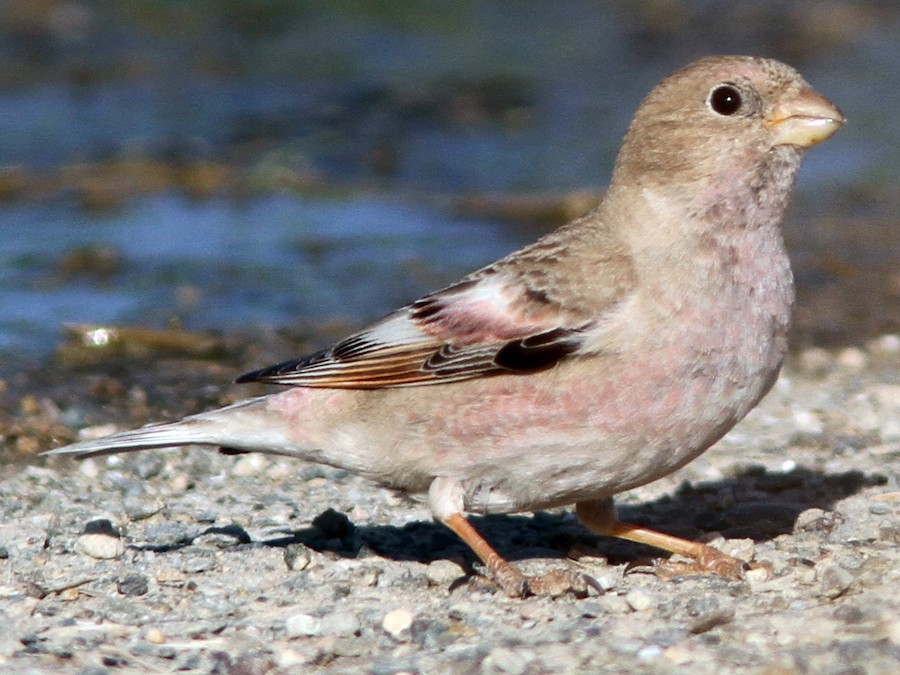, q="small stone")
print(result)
[175,548,218,574]
[817,561,854,599]
[383,608,414,640]
[792,408,823,434]
[117,573,149,596]
[835,347,867,369]
[719,538,755,561]
[76,533,125,560]
[594,573,618,592]
[744,566,771,587]
[636,644,663,661]
[867,334,900,355]
[663,643,695,665]
[285,613,321,638]
[688,605,735,634]
[871,384,900,440]
[358,566,381,587]
[284,543,313,571]
[78,458,100,479]
[275,648,314,668]
[426,559,465,586]
[877,613,900,645]
[798,347,831,374]
[879,524,900,544]
[624,589,655,612]
[231,453,269,477]
[319,611,360,637]
[168,473,191,493]
[59,587,80,601]
[145,628,166,644]
[138,522,197,548]
[833,604,866,624]
[122,497,164,522]
[482,646,530,674]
